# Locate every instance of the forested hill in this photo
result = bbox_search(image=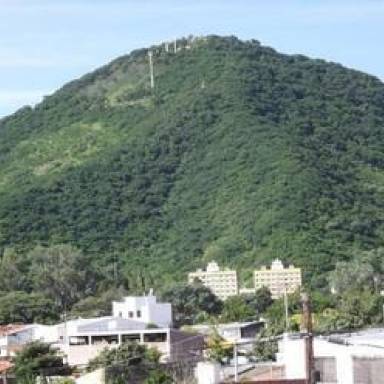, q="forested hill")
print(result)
[1,35,384,289]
